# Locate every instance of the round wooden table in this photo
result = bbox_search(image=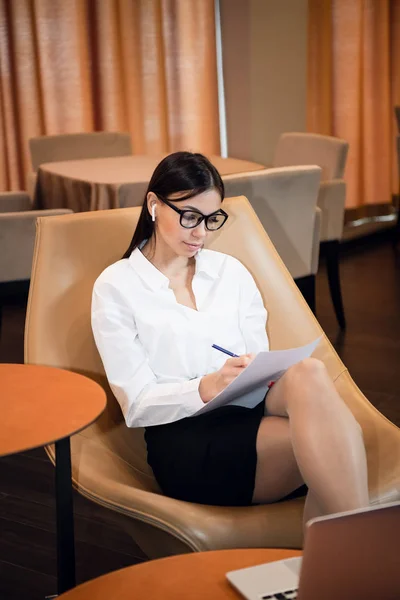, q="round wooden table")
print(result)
[0,364,107,595]
[58,549,302,599]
